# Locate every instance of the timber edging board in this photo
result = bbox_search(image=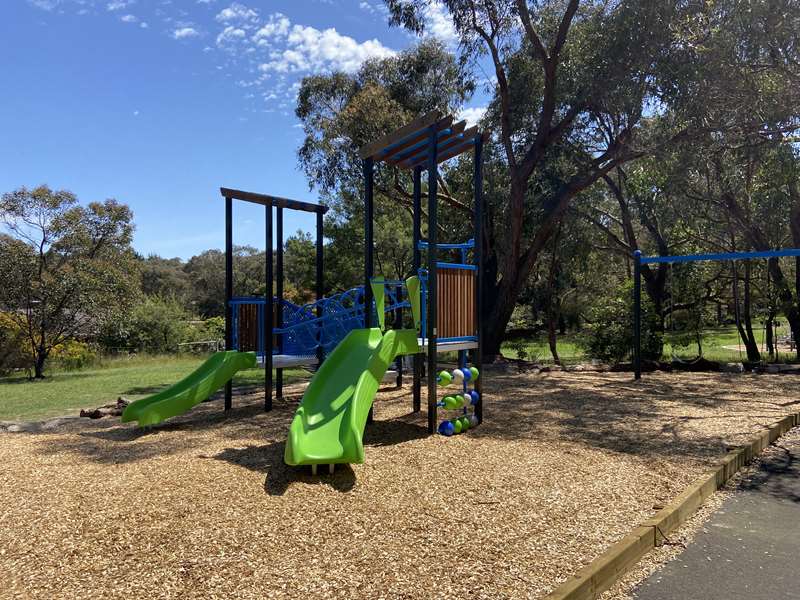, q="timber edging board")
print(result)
[544,412,800,600]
